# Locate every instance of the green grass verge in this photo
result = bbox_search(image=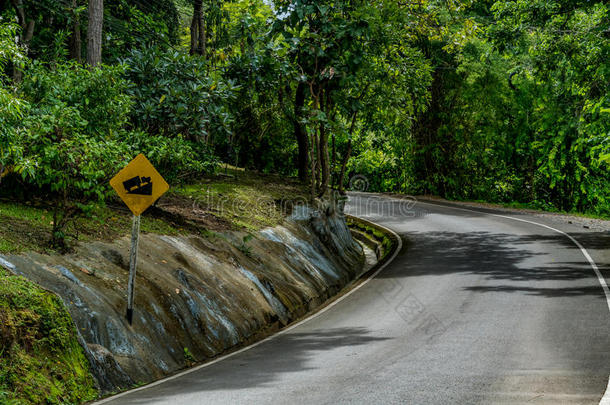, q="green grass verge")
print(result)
[0,268,98,404]
[0,201,184,255]
[0,168,307,253]
[346,217,395,260]
[171,168,308,231]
